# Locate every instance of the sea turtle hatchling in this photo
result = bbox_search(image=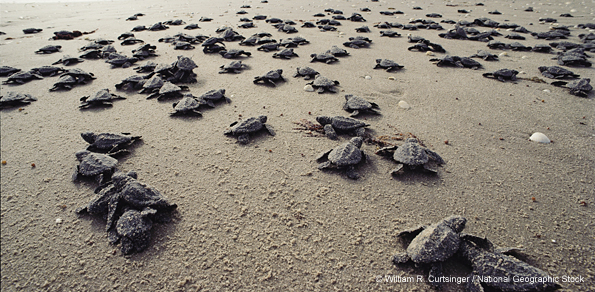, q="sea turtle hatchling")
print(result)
[316,137,366,179]
[146,81,189,100]
[224,115,276,144]
[171,94,202,116]
[219,60,247,74]
[52,55,85,66]
[138,75,164,94]
[253,69,285,86]
[197,89,229,107]
[293,67,319,80]
[374,59,404,72]
[35,45,62,54]
[538,66,579,79]
[343,94,380,116]
[219,49,251,59]
[0,92,37,108]
[326,45,349,57]
[0,66,21,76]
[392,215,467,289]
[483,69,519,82]
[316,115,369,139]
[272,48,298,59]
[375,138,445,174]
[30,66,66,76]
[81,132,141,155]
[469,50,499,61]
[2,71,43,85]
[61,68,96,83]
[49,75,78,91]
[80,89,126,109]
[115,75,146,90]
[112,208,155,254]
[306,75,340,93]
[552,78,592,97]
[343,39,371,49]
[310,53,339,64]
[72,150,118,183]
